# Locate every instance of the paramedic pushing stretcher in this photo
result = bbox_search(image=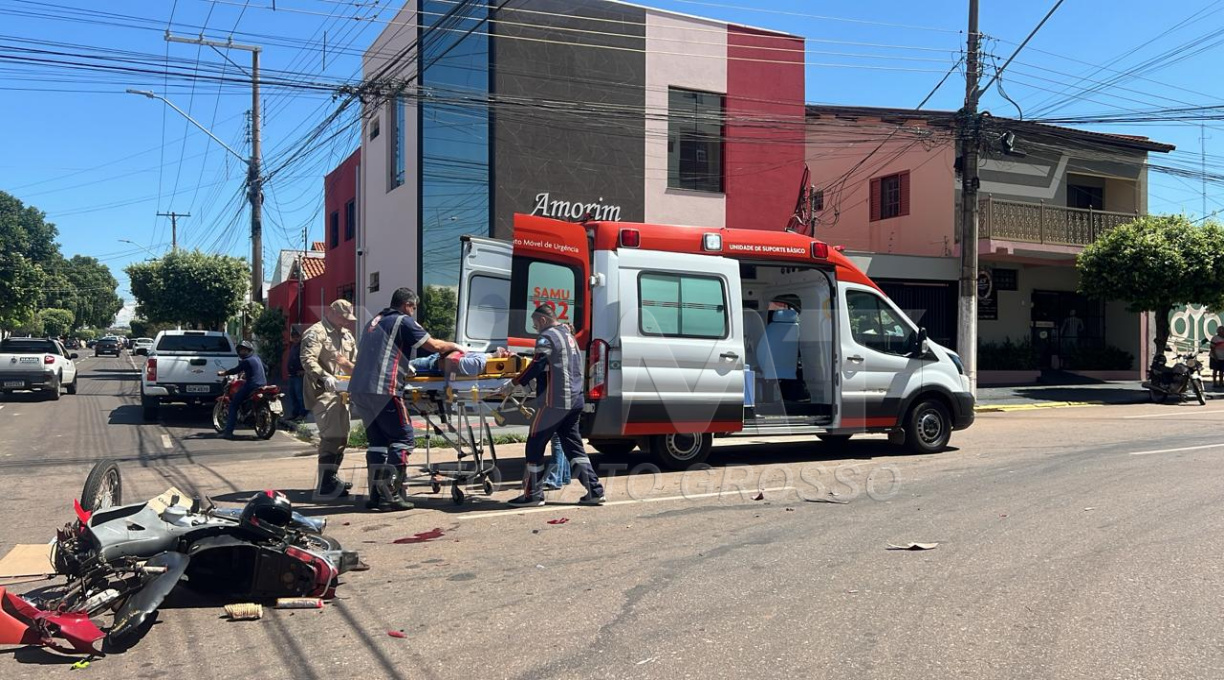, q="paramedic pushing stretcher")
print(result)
[349,287,462,511]
[506,305,606,508]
